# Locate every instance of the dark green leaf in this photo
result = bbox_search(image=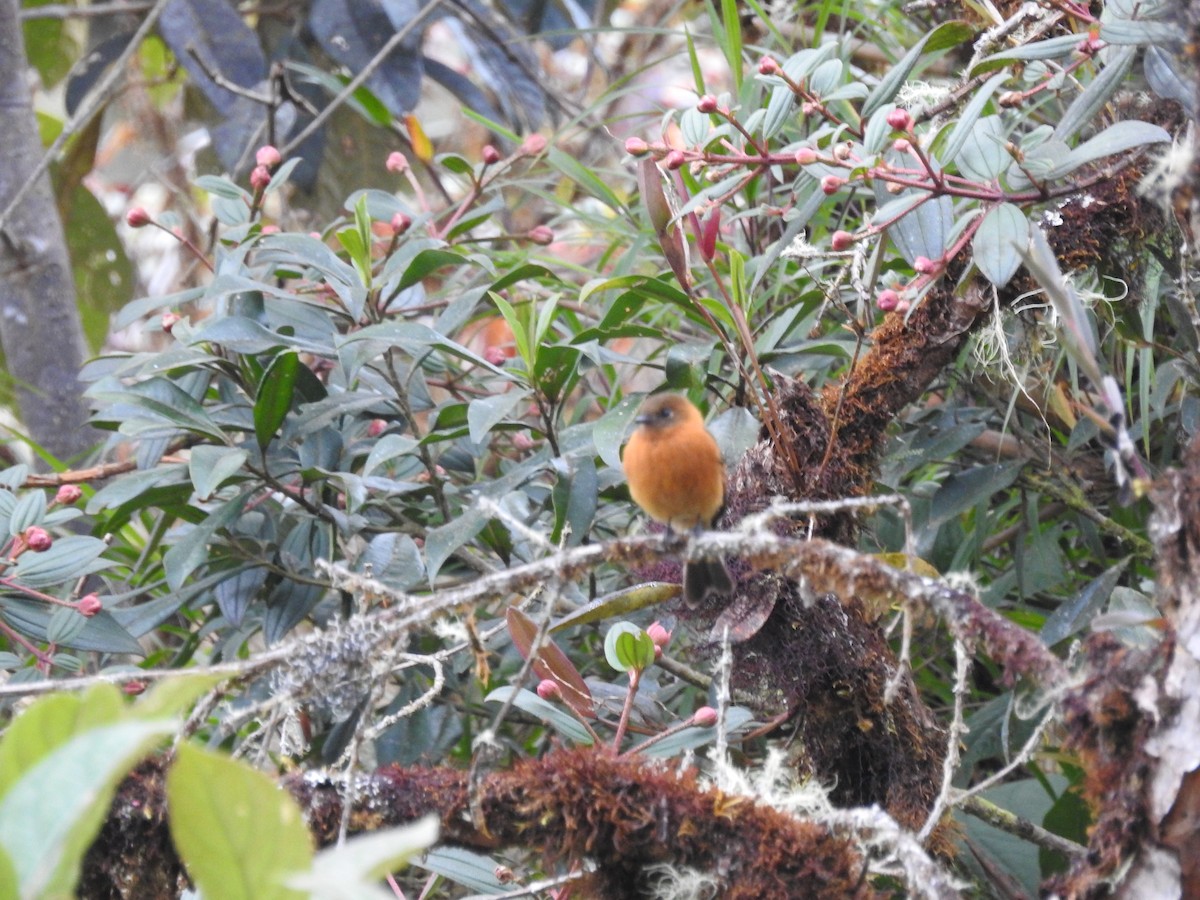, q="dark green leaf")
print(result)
[254,351,301,450]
